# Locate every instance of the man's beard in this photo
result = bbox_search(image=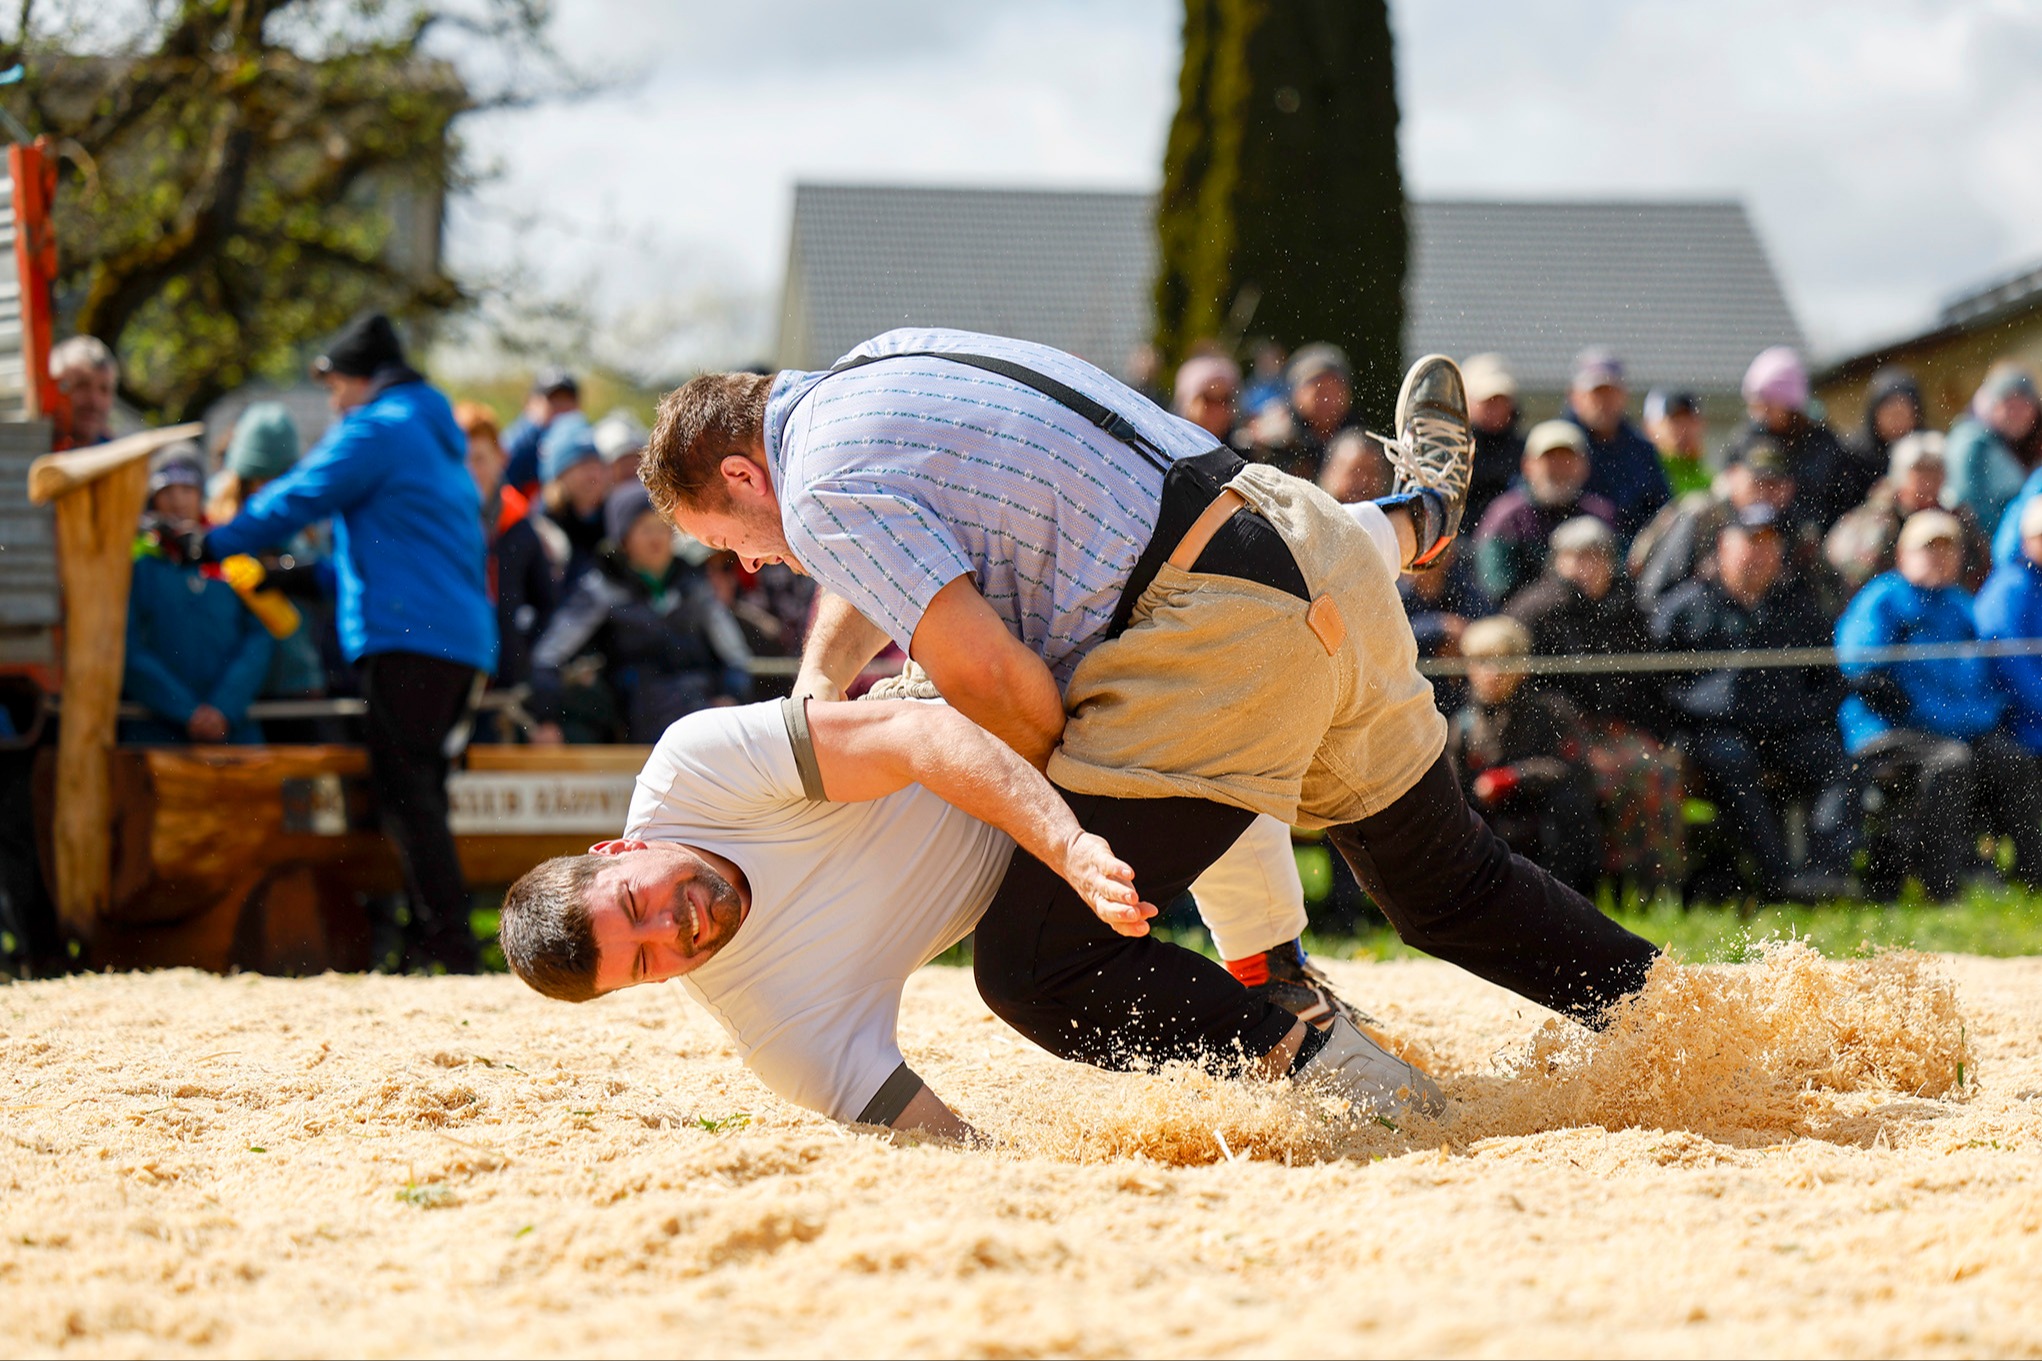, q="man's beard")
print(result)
[689,865,747,955]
